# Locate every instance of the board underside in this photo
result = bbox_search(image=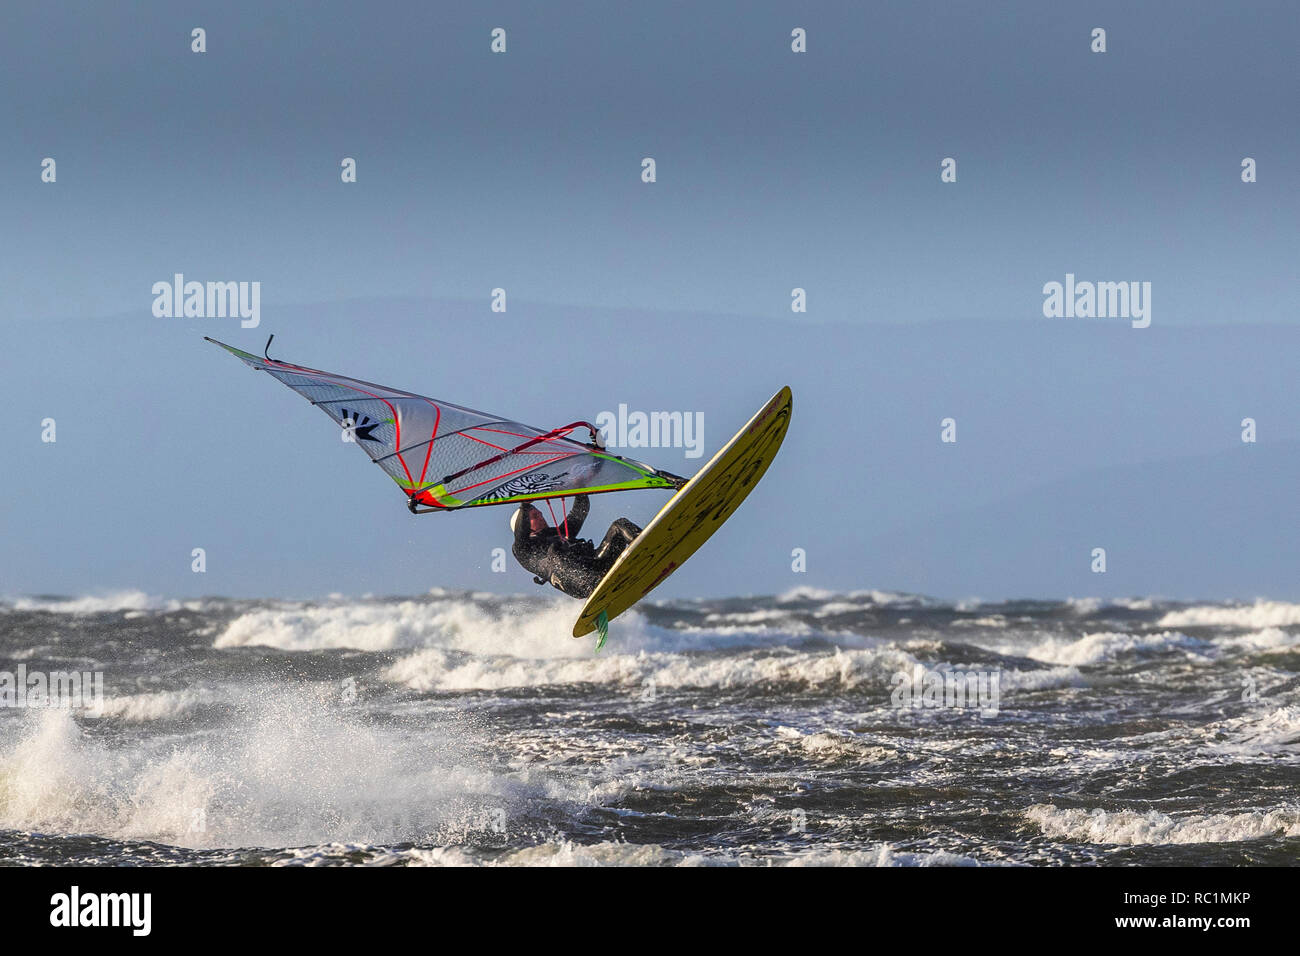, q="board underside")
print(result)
[572,386,793,638]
